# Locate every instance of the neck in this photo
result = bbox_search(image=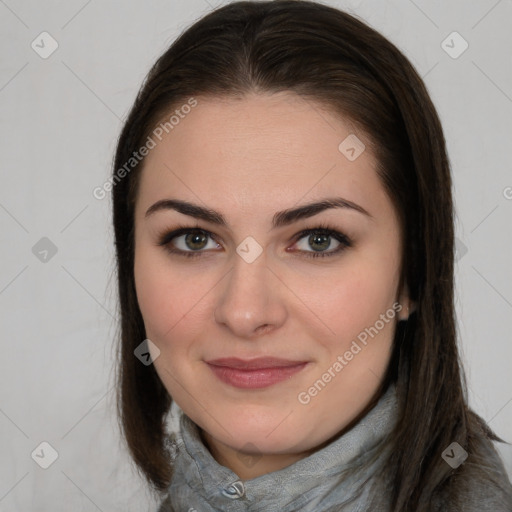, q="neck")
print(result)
[200,429,317,479]
[198,386,386,480]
